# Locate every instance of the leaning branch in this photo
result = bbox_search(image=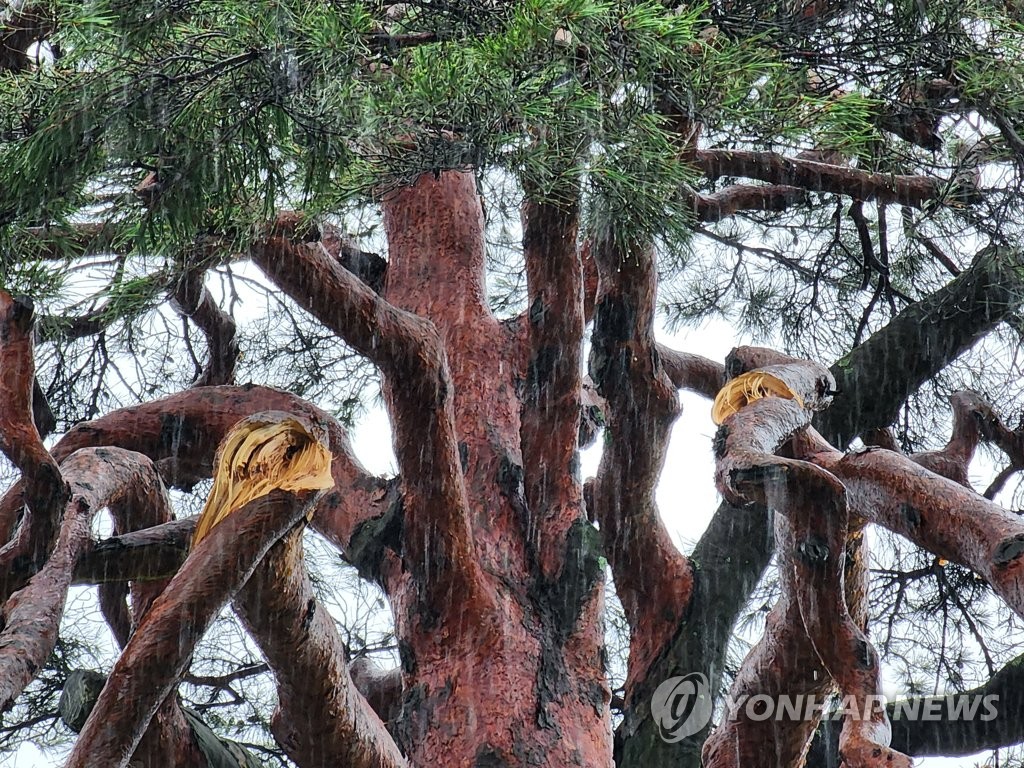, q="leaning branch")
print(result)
[250,227,488,615]
[0,385,389,555]
[170,268,239,387]
[0,448,165,712]
[589,237,693,695]
[0,290,68,599]
[817,246,1024,447]
[694,149,941,207]
[705,357,909,768]
[234,528,407,768]
[64,489,319,768]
